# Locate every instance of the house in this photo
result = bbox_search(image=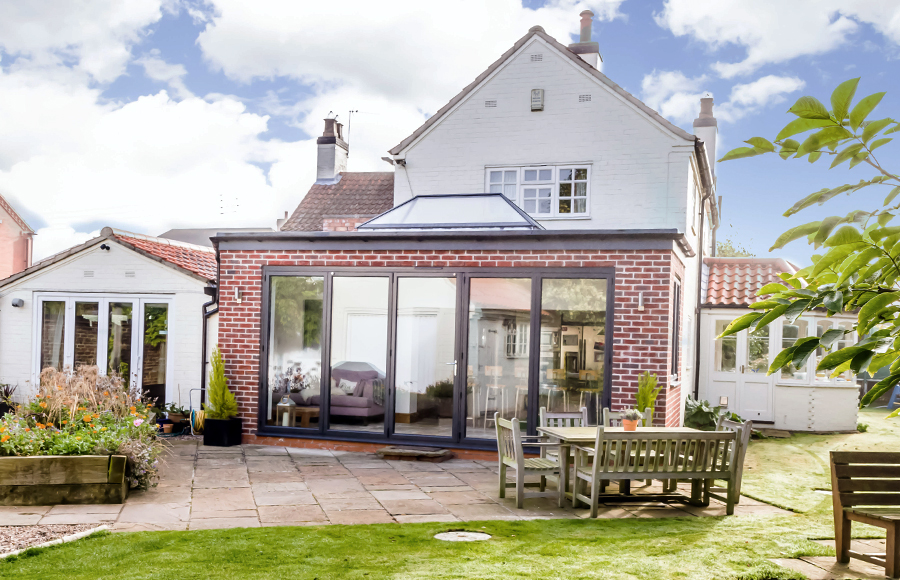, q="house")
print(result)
[698,257,859,432]
[0,193,35,279]
[212,12,719,452]
[0,227,217,410]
